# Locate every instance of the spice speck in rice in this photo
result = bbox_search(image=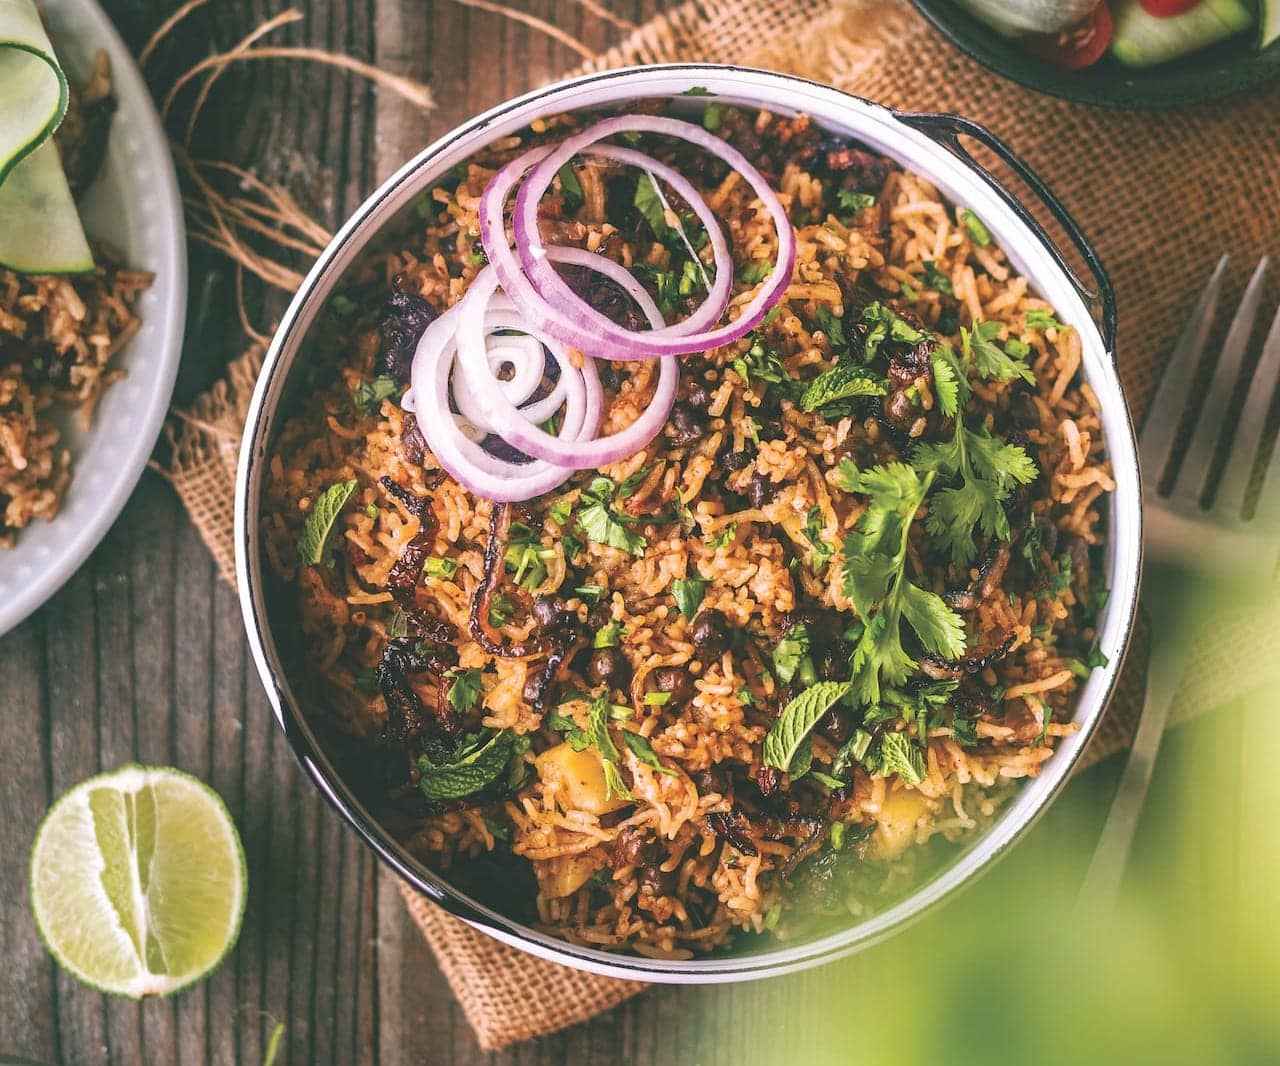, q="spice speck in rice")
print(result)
[264,102,1113,956]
